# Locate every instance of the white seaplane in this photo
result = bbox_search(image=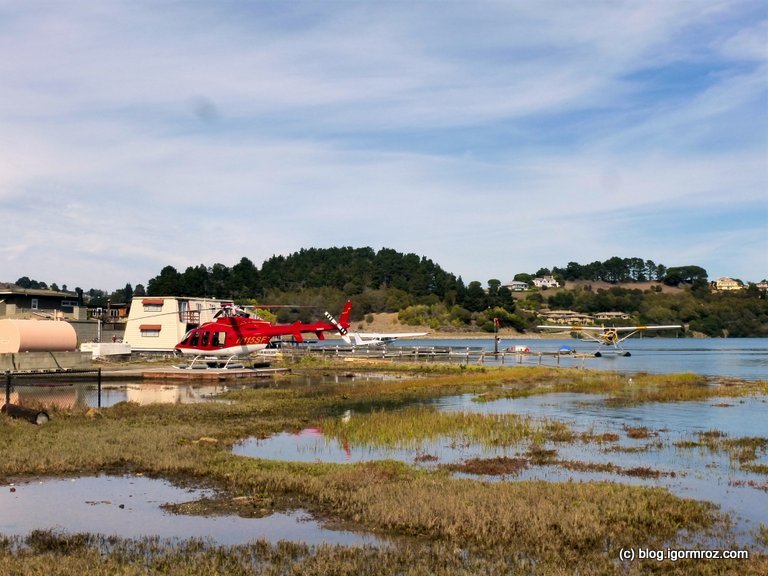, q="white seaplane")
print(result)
[536,323,682,357]
[341,331,428,347]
